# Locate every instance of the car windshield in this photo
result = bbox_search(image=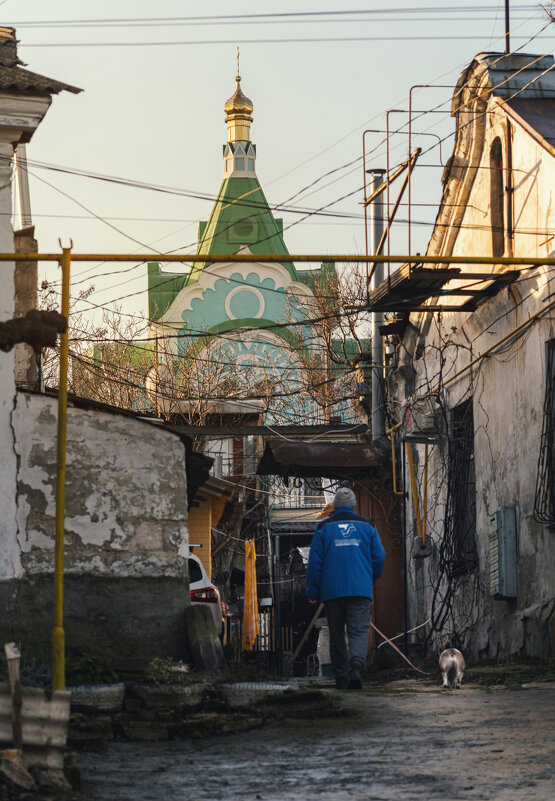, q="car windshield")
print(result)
[188,558,203,584]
